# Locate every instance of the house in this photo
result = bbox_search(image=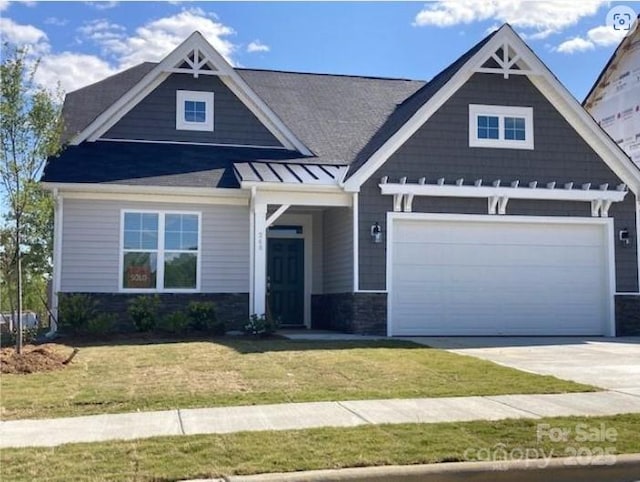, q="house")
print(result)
[584,18,640,334]
[42,24,640,337]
